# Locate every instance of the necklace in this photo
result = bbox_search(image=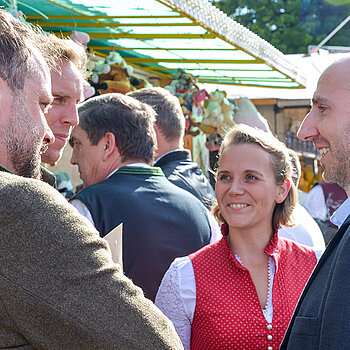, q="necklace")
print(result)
[235,254,273,311]
[262,257,272,311]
